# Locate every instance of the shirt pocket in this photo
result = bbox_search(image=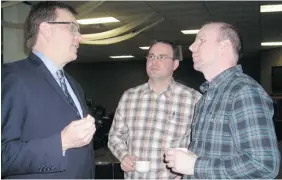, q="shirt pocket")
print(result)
[164,113,191,137]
